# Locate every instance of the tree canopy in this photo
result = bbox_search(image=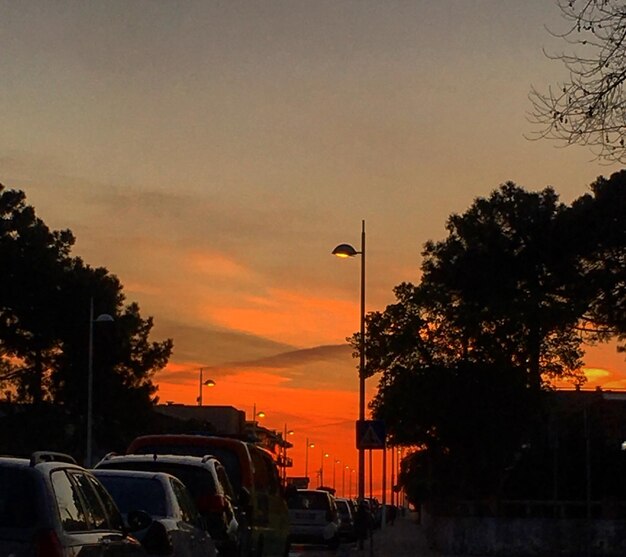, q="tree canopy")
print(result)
[363,172,626,505]
[0,184,173,457]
